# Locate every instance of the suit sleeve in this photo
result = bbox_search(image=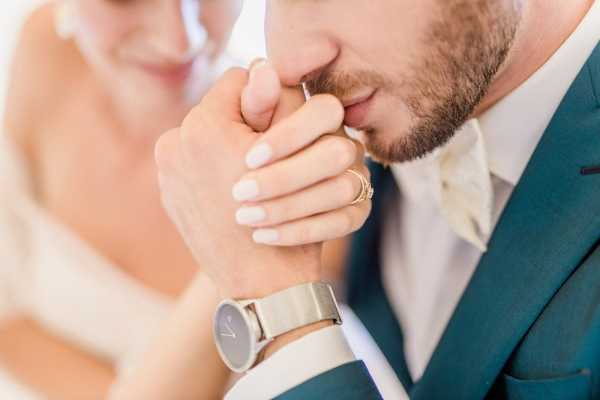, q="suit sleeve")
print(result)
[275,360,382,400]
[225,326,382,400]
